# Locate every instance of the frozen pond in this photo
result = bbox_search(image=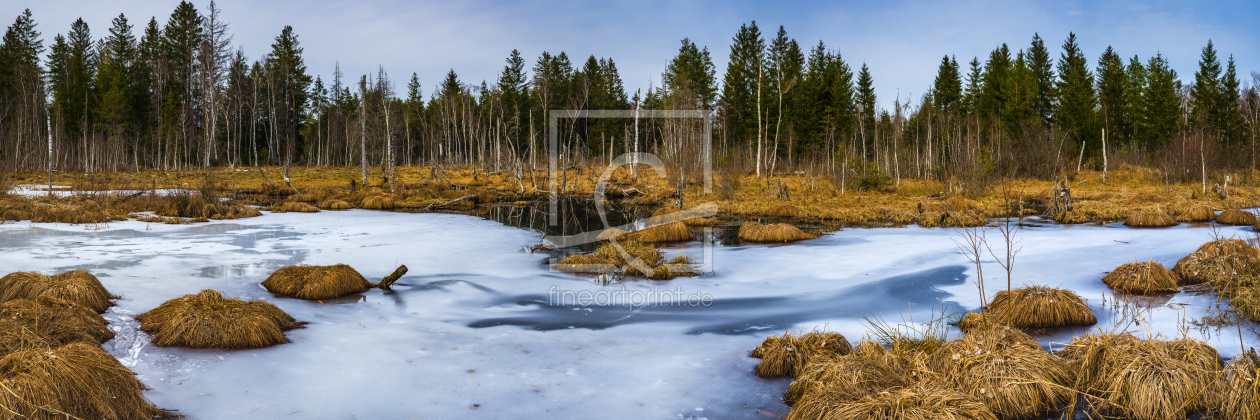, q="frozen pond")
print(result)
[0,210,1256,419]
